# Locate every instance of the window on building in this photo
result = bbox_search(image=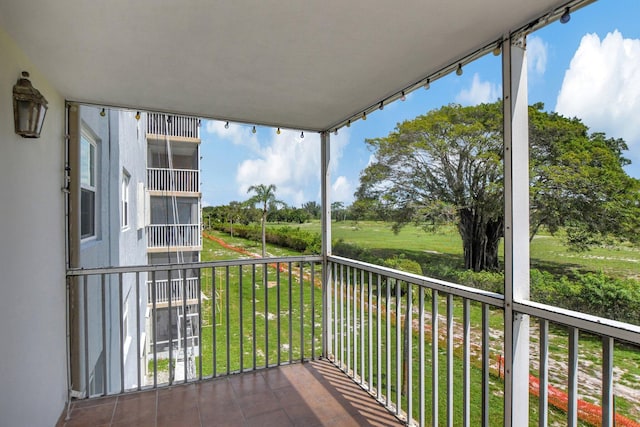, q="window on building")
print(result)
[122,170,130,229]
[81,133,97,239]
